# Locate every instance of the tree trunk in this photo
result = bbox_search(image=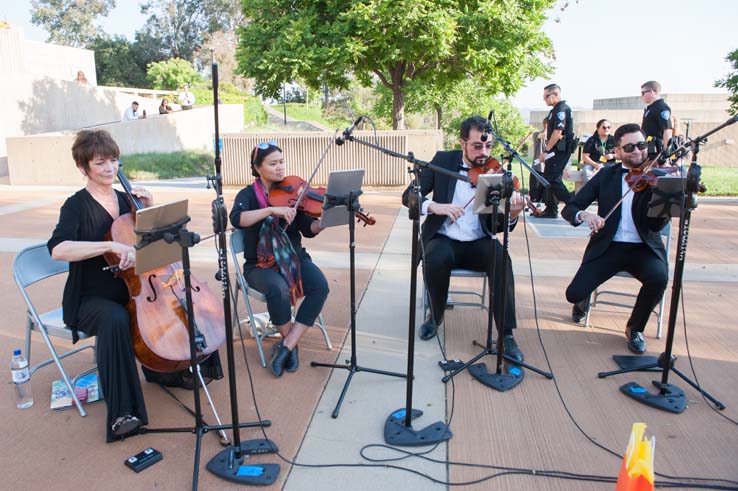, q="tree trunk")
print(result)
[434,103,443,130]
[392,84,405,130]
